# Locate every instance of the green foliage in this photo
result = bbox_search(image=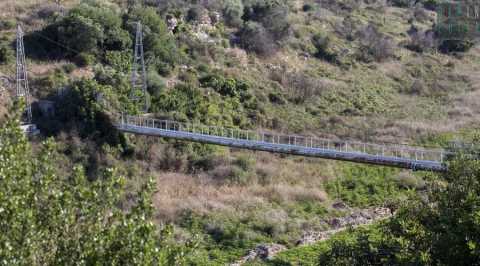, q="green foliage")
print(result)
[308,154,480,265]
[62,63,76,74]
[0,19,16,31]
[390,0,412,7]
[242,0,291,41]
[69,3,131,51]
[153,84,207,121]
[147,70,166,97]
[105,50,132,73]
[126,7,180,75]
[54,79,124,145]
[152,82,256,128]
[439,39,474,53]
[0,42,14,65]
[75,52,97,67]
[422,0,439,10]
[237,0,291,55]
[200,73,250,99]
[312,33,337,63]
[325,164,403,207]
[28,2,131,60]
[223,0,244,27]
[0,110,187,265]
[386,154,480,265]
[238,21,277,56]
